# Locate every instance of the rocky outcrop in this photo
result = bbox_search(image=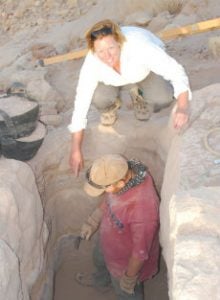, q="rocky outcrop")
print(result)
[160,84,220,299]
[0,158,48,300]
